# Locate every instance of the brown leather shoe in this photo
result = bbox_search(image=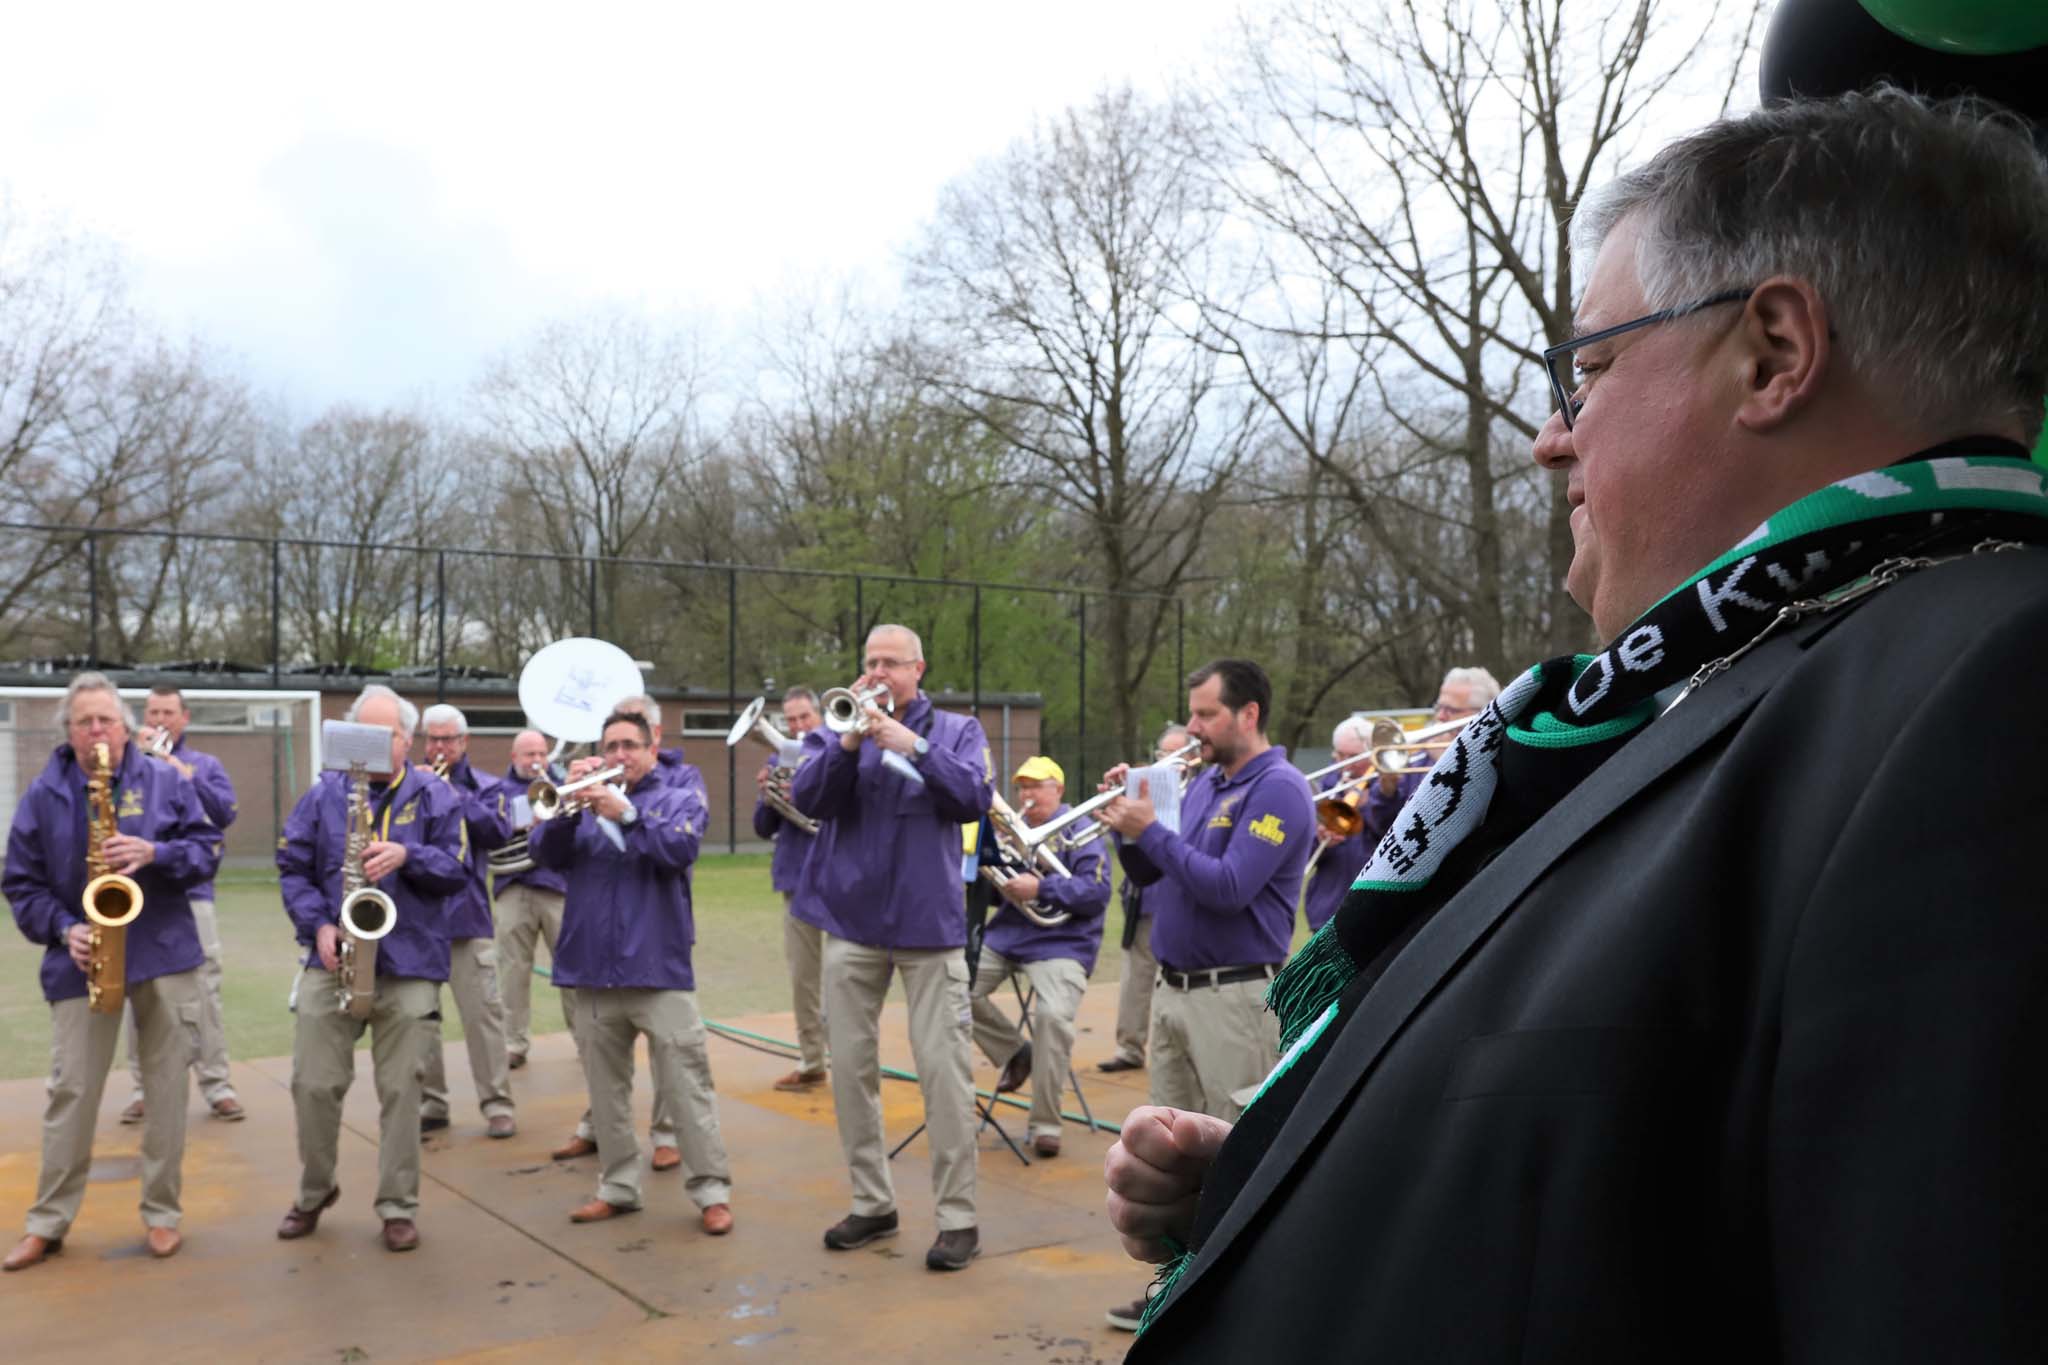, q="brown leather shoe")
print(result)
[926,1226,980,1271]
[120,1098,146,1125]
[650,1145,681,1172]
[381,1218,420,1252]
[1032,1134,1061,1158]
[551,1135,598,1160]
[209,1095,246,1121]
[486,1114,517,1139]
[701,1203,733,1236]
[773,1068,827,1092]
[569,1199,636,1224]
[277,1186,340,1240]
[508,1051,527,1070]
[145,1226,182,1259]
[996,1043,1033,1094]
[2,1234,59,1272]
